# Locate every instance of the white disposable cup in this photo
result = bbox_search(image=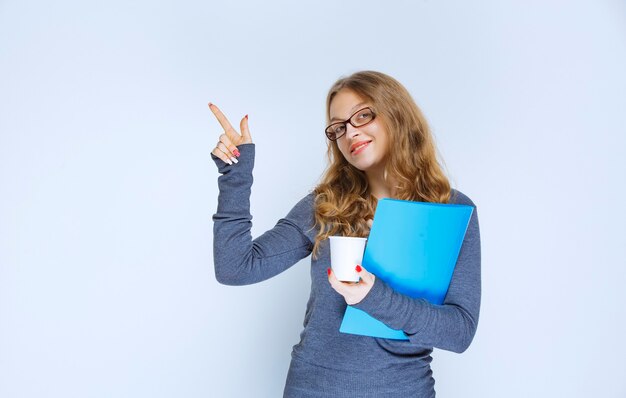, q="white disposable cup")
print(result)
[329,236,367,282]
